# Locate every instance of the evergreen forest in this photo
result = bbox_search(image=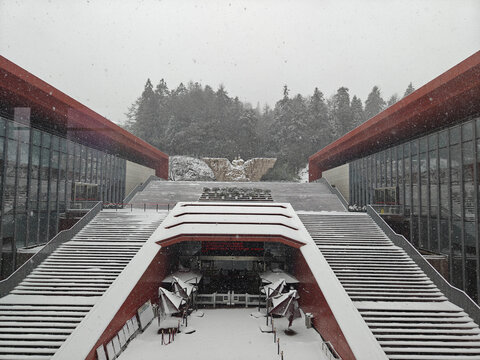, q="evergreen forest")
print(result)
[125,80,415,180]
